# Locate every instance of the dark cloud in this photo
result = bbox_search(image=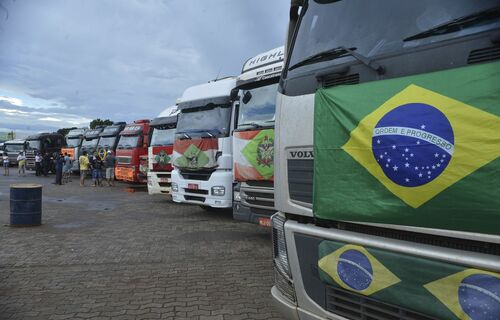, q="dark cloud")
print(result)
[0,0,288,128]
